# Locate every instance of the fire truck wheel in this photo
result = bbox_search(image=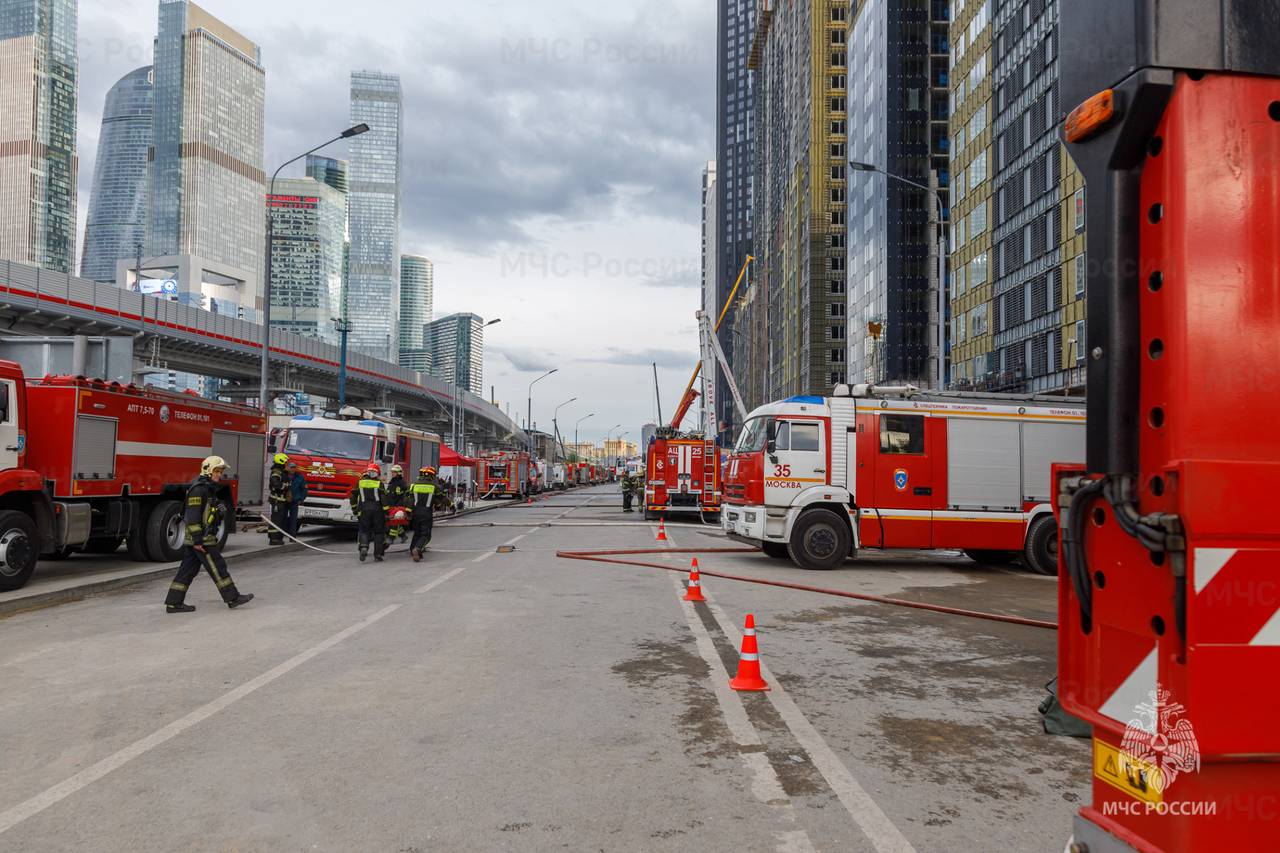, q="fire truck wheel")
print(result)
[0,510,40,592]
[1023,515,1060,576]
[145,500,185,563]
[788,509,852,570]
[761,541,791,559]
